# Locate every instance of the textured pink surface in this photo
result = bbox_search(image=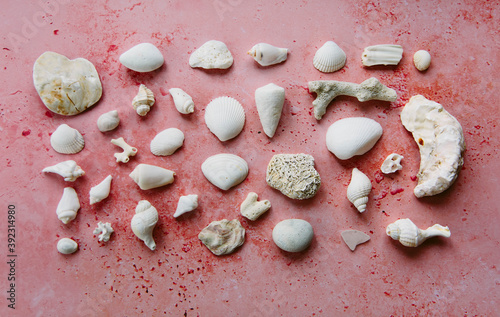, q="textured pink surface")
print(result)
[1,1,499,316]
